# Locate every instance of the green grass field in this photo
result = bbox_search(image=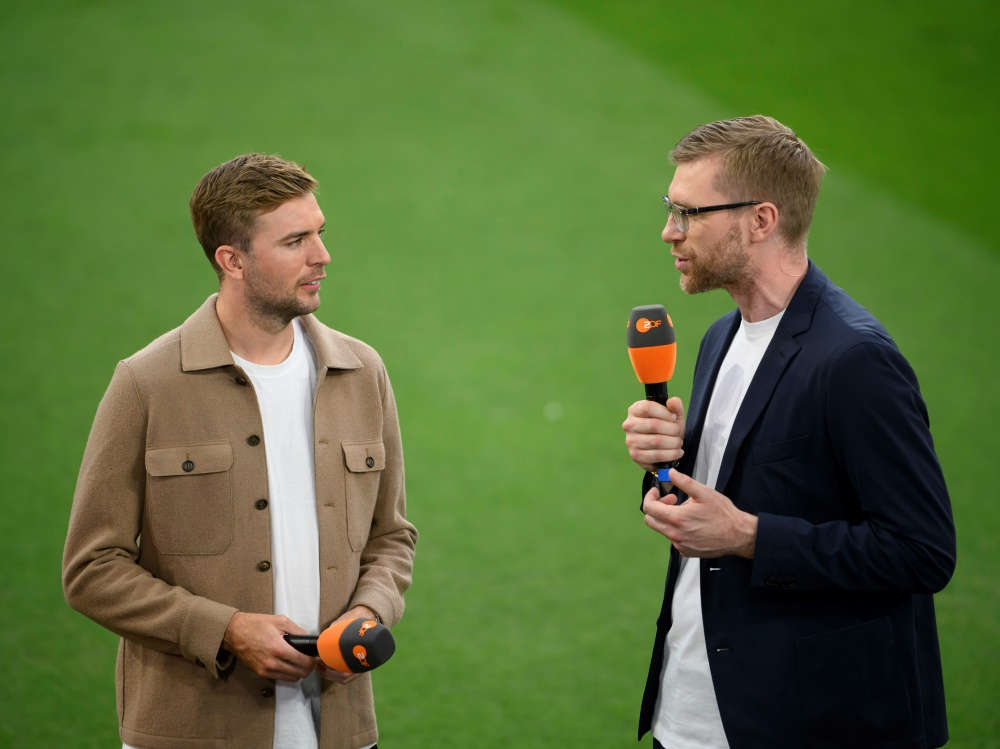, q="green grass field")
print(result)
[2,0,998,746]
